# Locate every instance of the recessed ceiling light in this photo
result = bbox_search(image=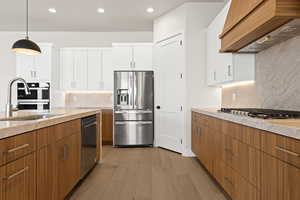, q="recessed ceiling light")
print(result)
[48,8,57,13]
[97,8,105,13]
[147,7,154,13]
